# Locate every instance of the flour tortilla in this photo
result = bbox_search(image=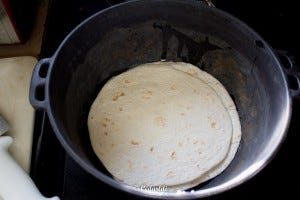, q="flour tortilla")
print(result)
[163,62,241,191]
[88,62,233,187]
